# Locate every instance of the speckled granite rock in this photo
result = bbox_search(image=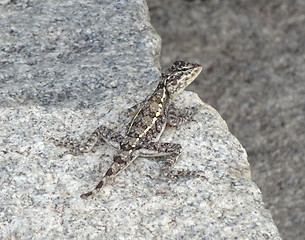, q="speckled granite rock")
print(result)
[0,0,160,108]
[0,0,281,239]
